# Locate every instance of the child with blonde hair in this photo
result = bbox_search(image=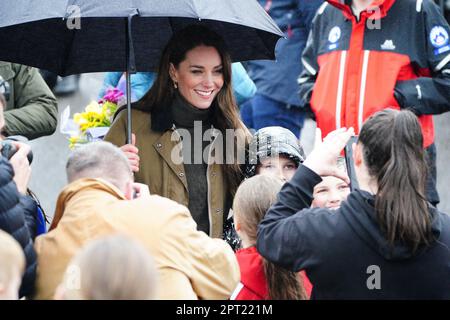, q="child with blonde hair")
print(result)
[55,234,158,300]
[0,230,26,300]
[231,175,309,300]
